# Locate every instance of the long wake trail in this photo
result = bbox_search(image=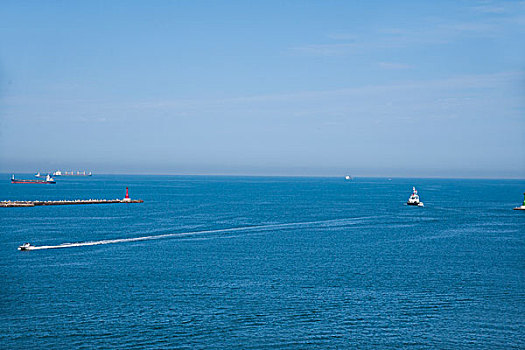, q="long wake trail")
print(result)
[24,216,373,251]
